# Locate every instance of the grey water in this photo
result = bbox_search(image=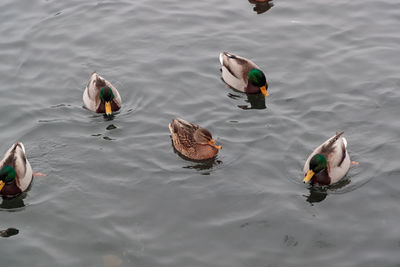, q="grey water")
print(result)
[1,0,400,266]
